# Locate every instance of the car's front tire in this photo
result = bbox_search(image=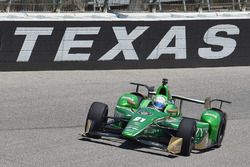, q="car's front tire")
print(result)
[85,102,108,139]
[176,118,196,156]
